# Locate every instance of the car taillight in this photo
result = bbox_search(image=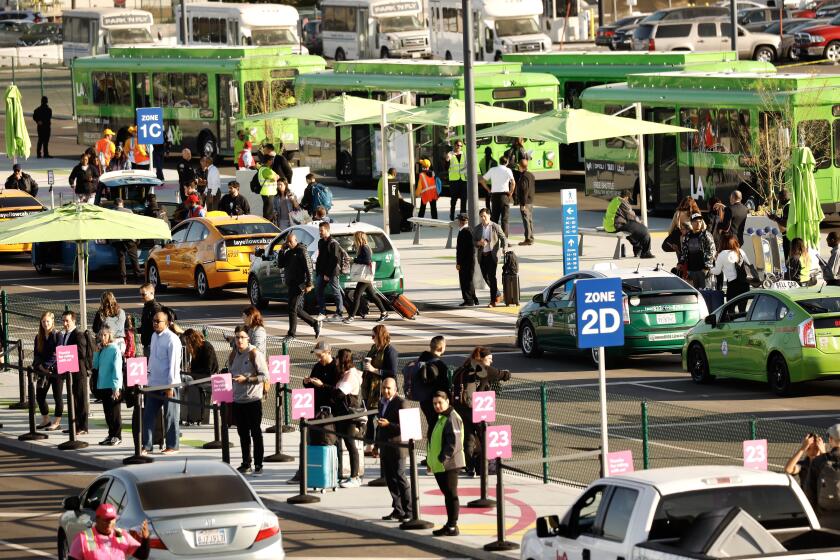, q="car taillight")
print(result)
[605,30,614,36]
[147,524,167,550]
[648,38,655,51]
[622,296,630,324]
[254,514,280,543]
[215,240,227,261]
[799,319,816,348]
